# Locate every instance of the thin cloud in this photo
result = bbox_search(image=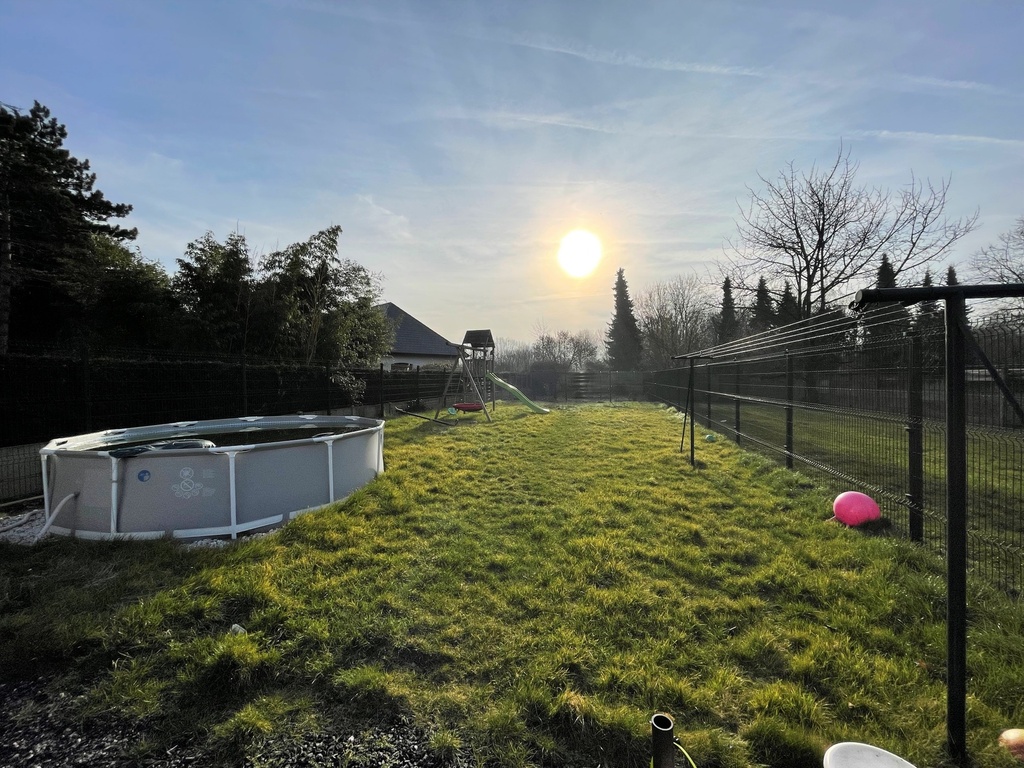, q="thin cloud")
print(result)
[496,31,768,79]
[897,75,1012,97]
[854,129,1024,150]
